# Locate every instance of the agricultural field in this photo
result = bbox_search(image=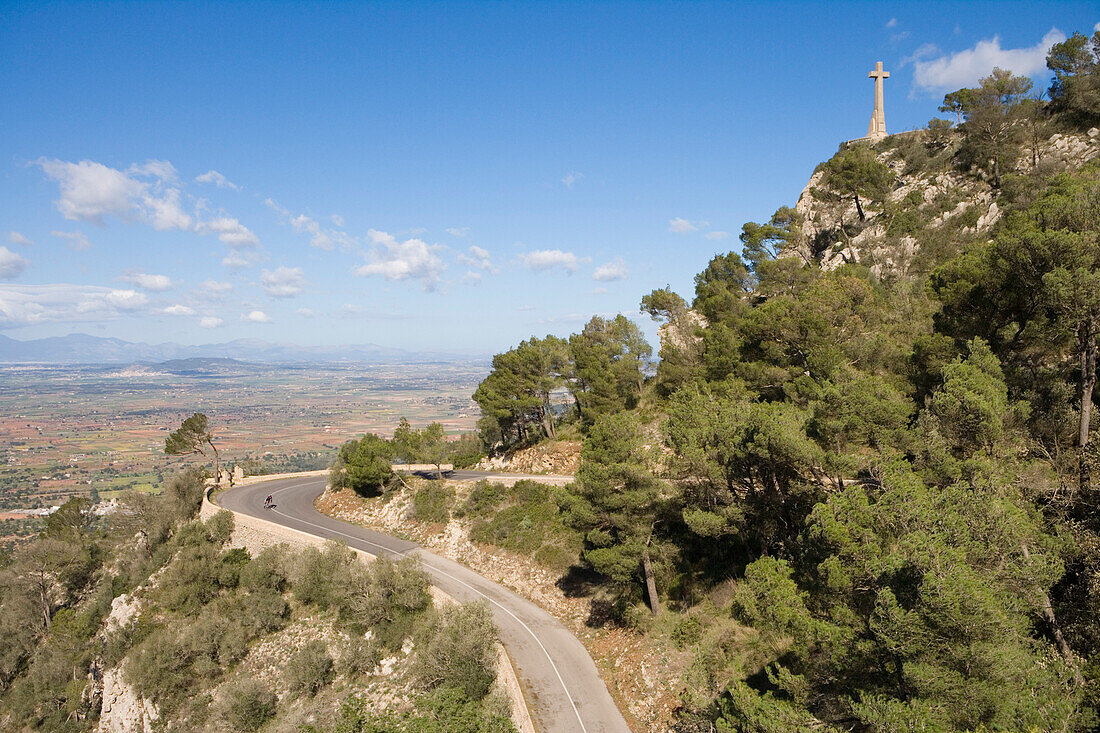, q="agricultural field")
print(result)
[0,358,486,521]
